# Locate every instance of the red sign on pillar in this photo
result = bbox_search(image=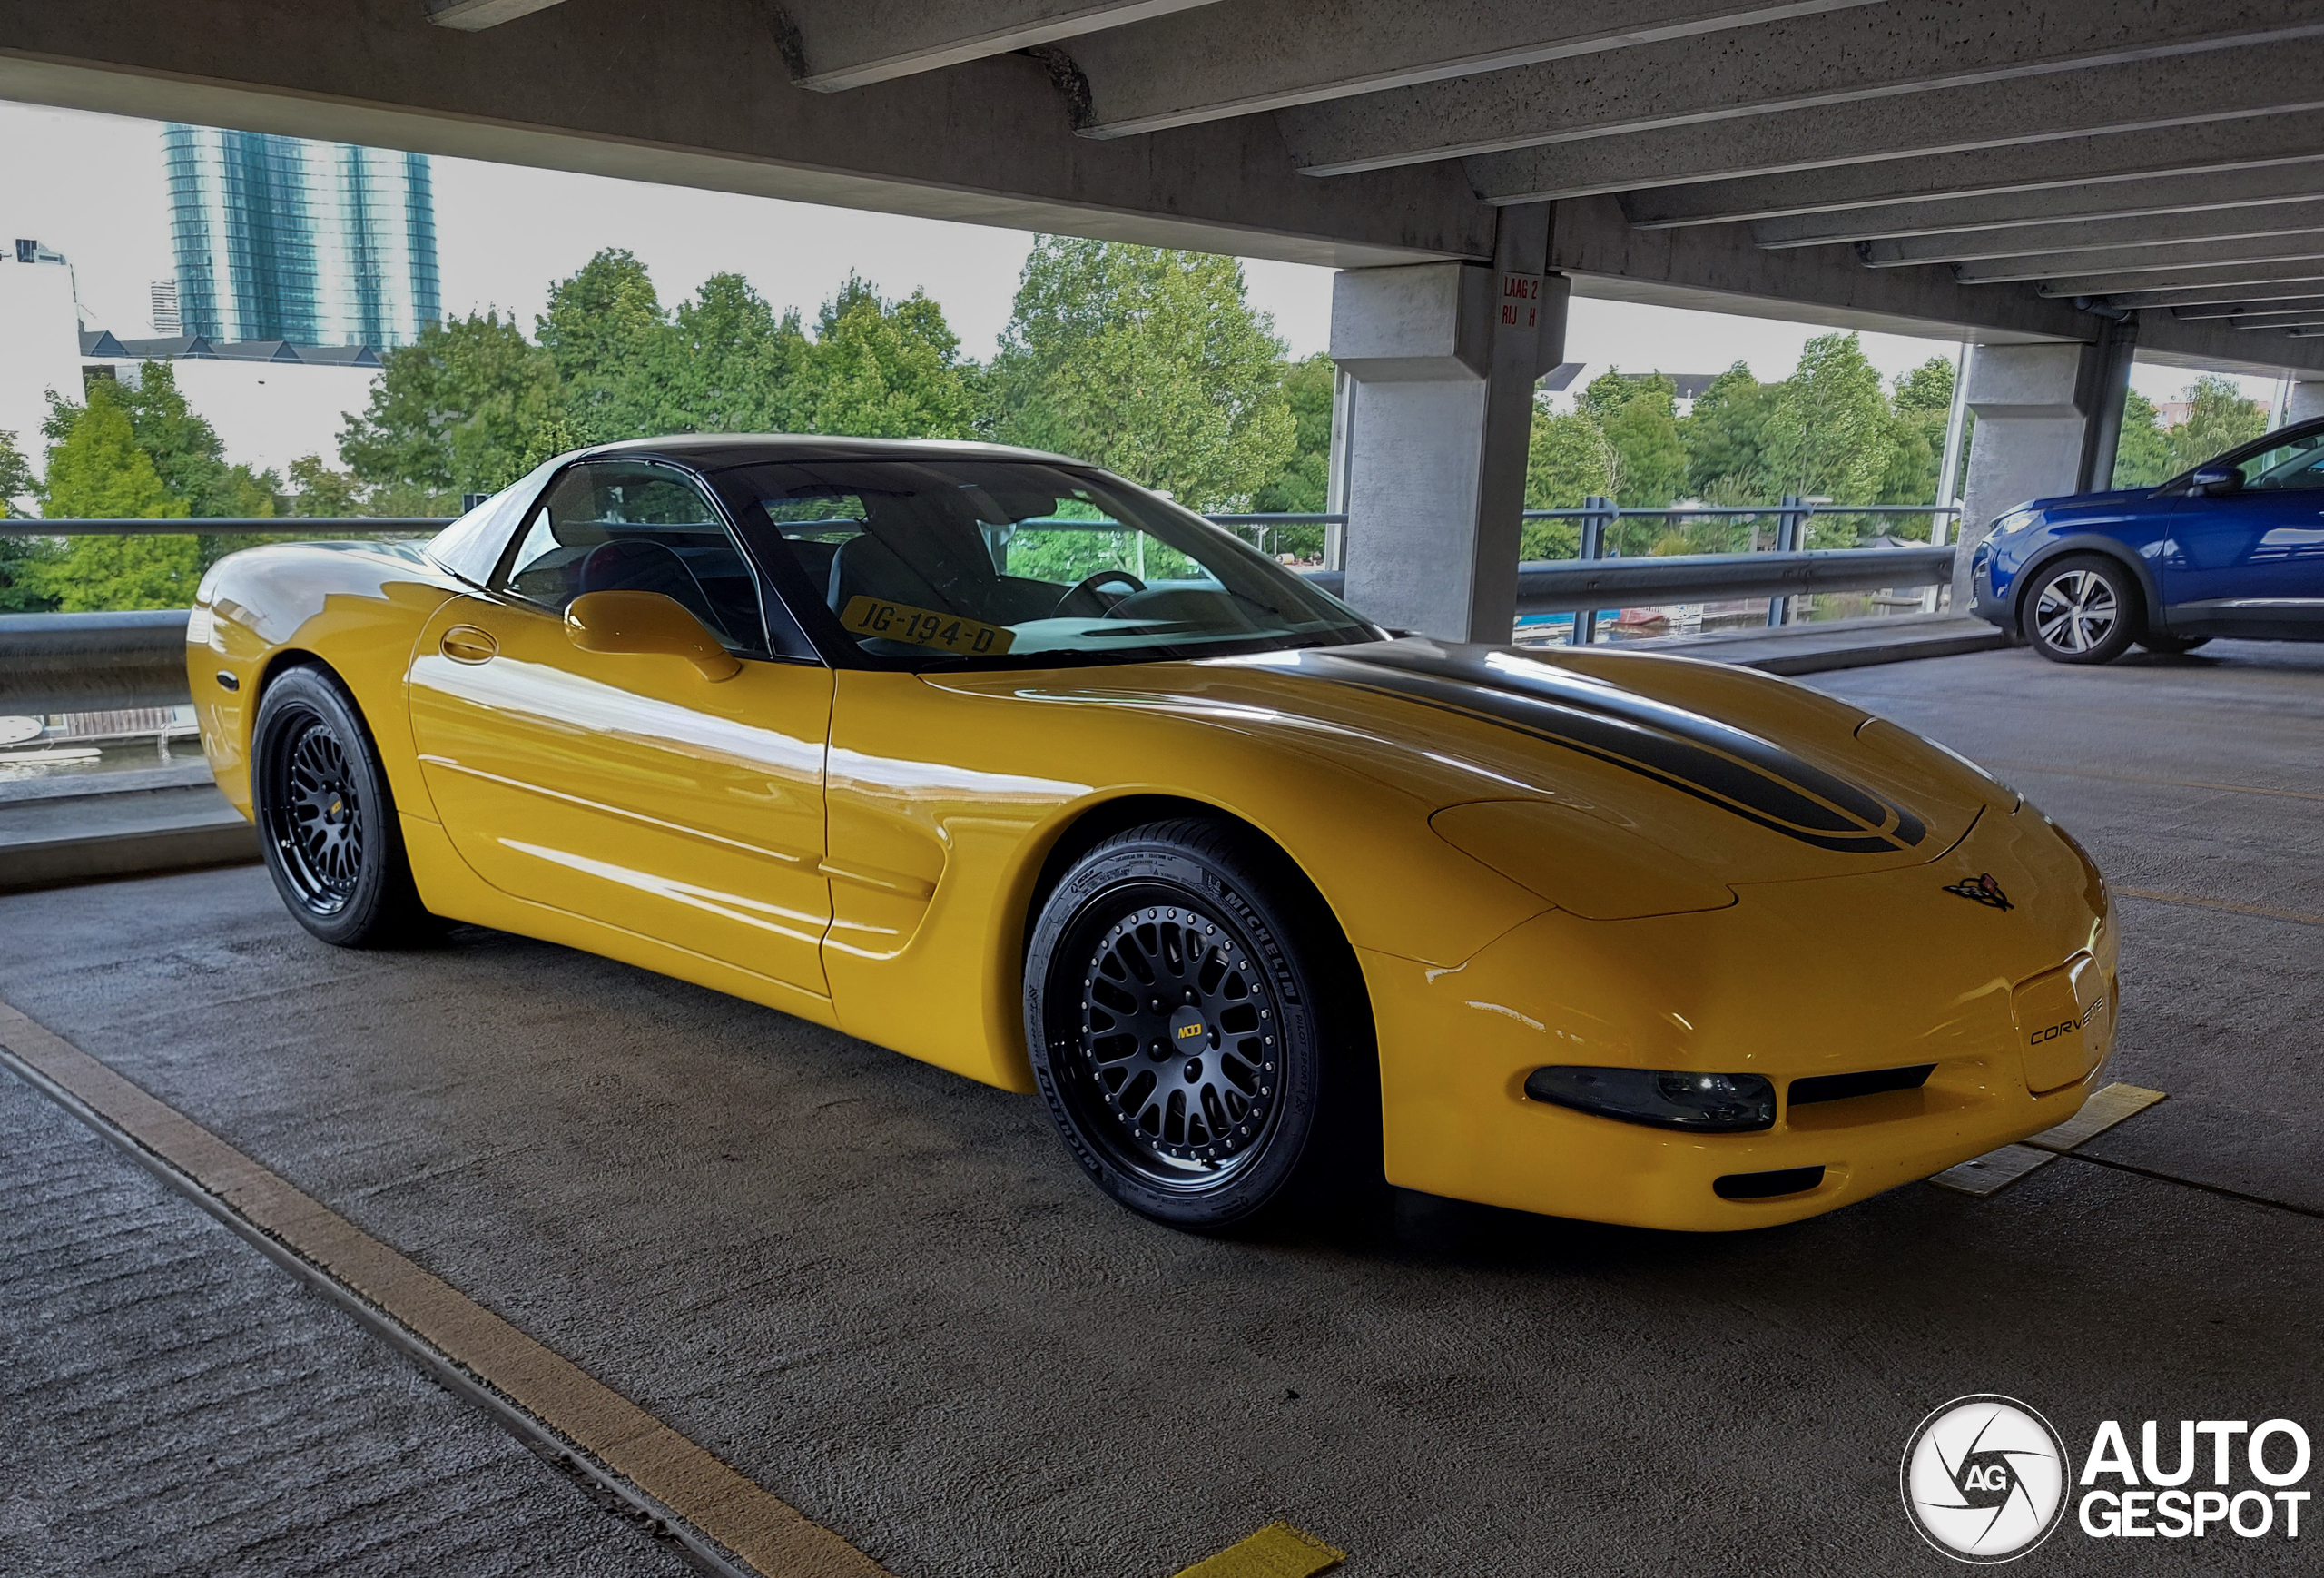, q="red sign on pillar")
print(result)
[1499,271,1543,330]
